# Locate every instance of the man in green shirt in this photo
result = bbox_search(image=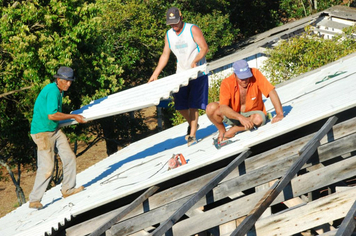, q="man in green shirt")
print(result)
[29,66,87,209]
